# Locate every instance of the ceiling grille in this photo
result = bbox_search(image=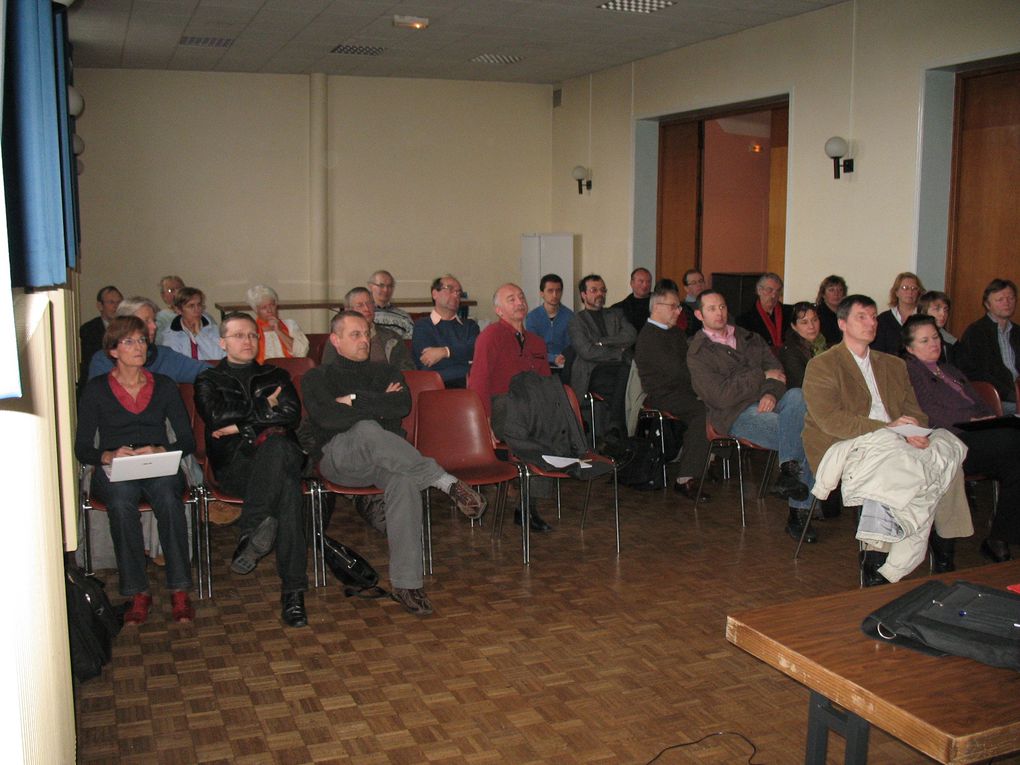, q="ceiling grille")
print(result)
[331,43,385,56]
[597,0,675,13]
[470,53,523,65]
[179,36,233,48]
